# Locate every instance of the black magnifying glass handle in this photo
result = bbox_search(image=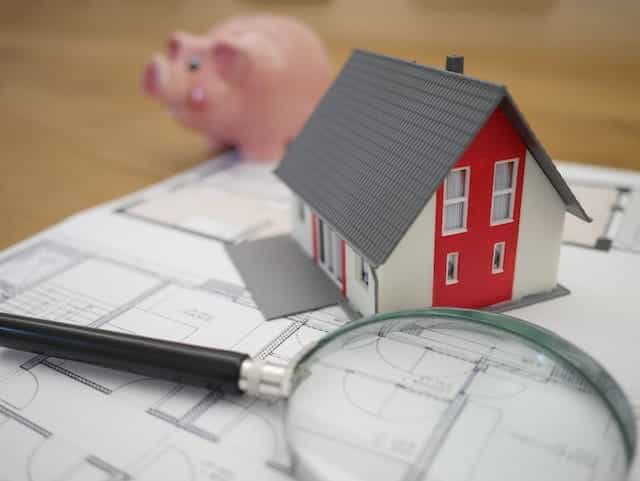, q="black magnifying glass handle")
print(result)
[0,312,287,397]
